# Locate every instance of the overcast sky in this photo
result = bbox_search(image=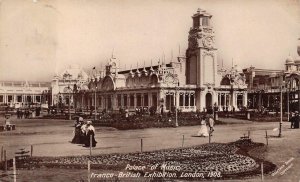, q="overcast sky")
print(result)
[0,0,299,81]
